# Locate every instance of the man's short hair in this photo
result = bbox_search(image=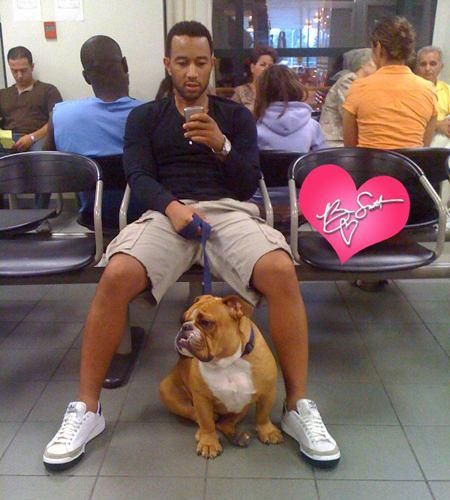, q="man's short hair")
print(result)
[80,35,123,70]
[417,45,443,62]
[7,46,33,65]
[165,21,213,57]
